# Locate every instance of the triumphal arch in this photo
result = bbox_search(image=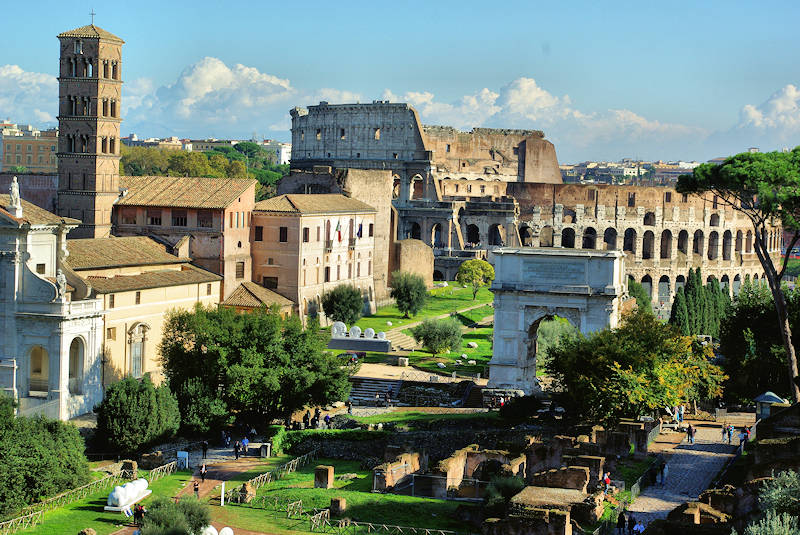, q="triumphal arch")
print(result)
[487,248,626,394]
